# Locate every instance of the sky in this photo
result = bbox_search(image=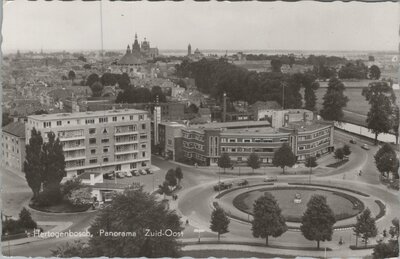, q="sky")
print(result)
[1,1,399,53]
